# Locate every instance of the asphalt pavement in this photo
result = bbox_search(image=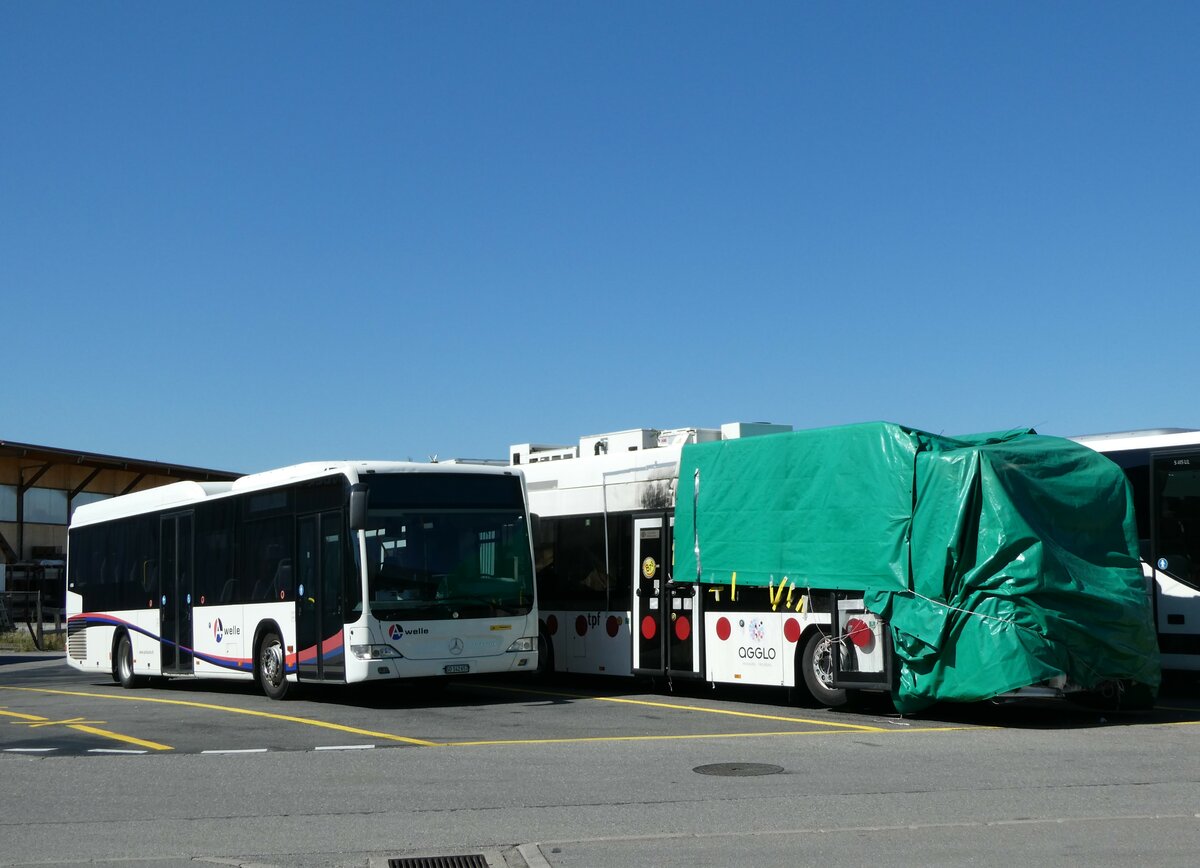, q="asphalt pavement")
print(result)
[2,656,1199,867]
